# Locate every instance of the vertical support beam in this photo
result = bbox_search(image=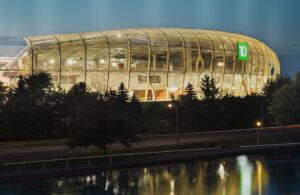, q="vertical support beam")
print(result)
[174,30,187,95]
[255,41,265,94]
[204,32,214,79]
[24,37,34,75]
[239,59,246,96]
[79,34,88,84]
[264,44,272,79]
[224,34,236,95]
[157,29,170,100]
[252,42,260,93]
[100,32,110,91]
[143,31,152,101]
[260,43,271,80]
[120,30,131,90]
[53,35,62,87]
[218,36,226,90]
[247,40,254,94]
[188,30,205,93]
